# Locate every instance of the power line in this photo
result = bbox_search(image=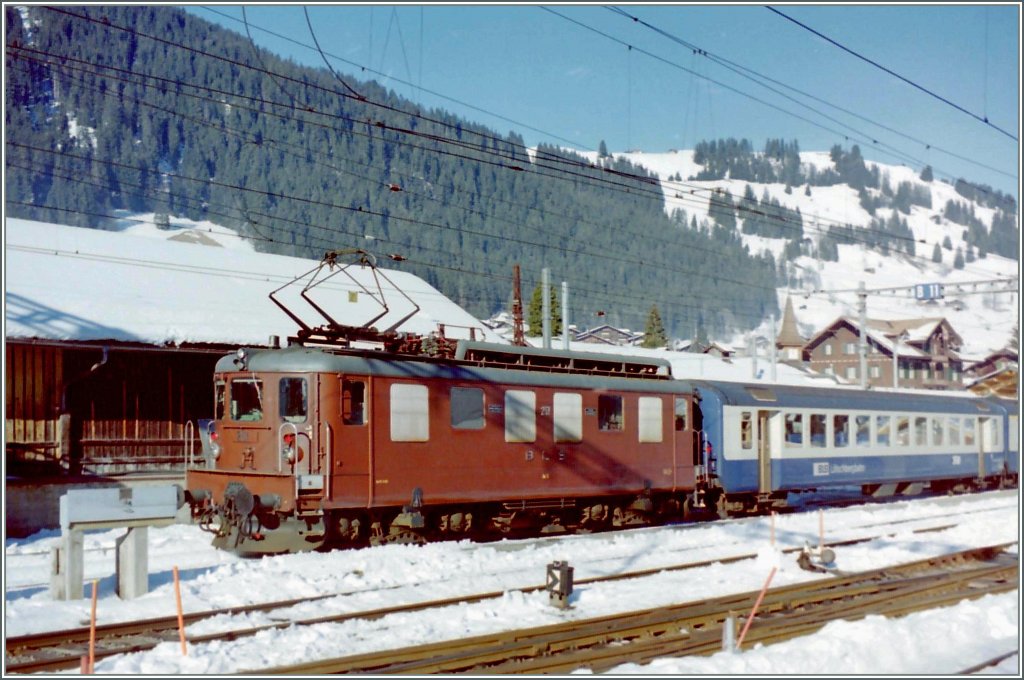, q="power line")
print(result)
[766,6,1017,141]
